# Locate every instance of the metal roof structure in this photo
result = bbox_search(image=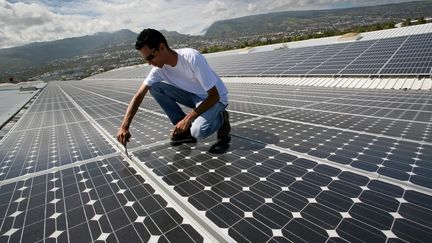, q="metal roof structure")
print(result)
[0,82,46,131]
[1,24,432,242]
